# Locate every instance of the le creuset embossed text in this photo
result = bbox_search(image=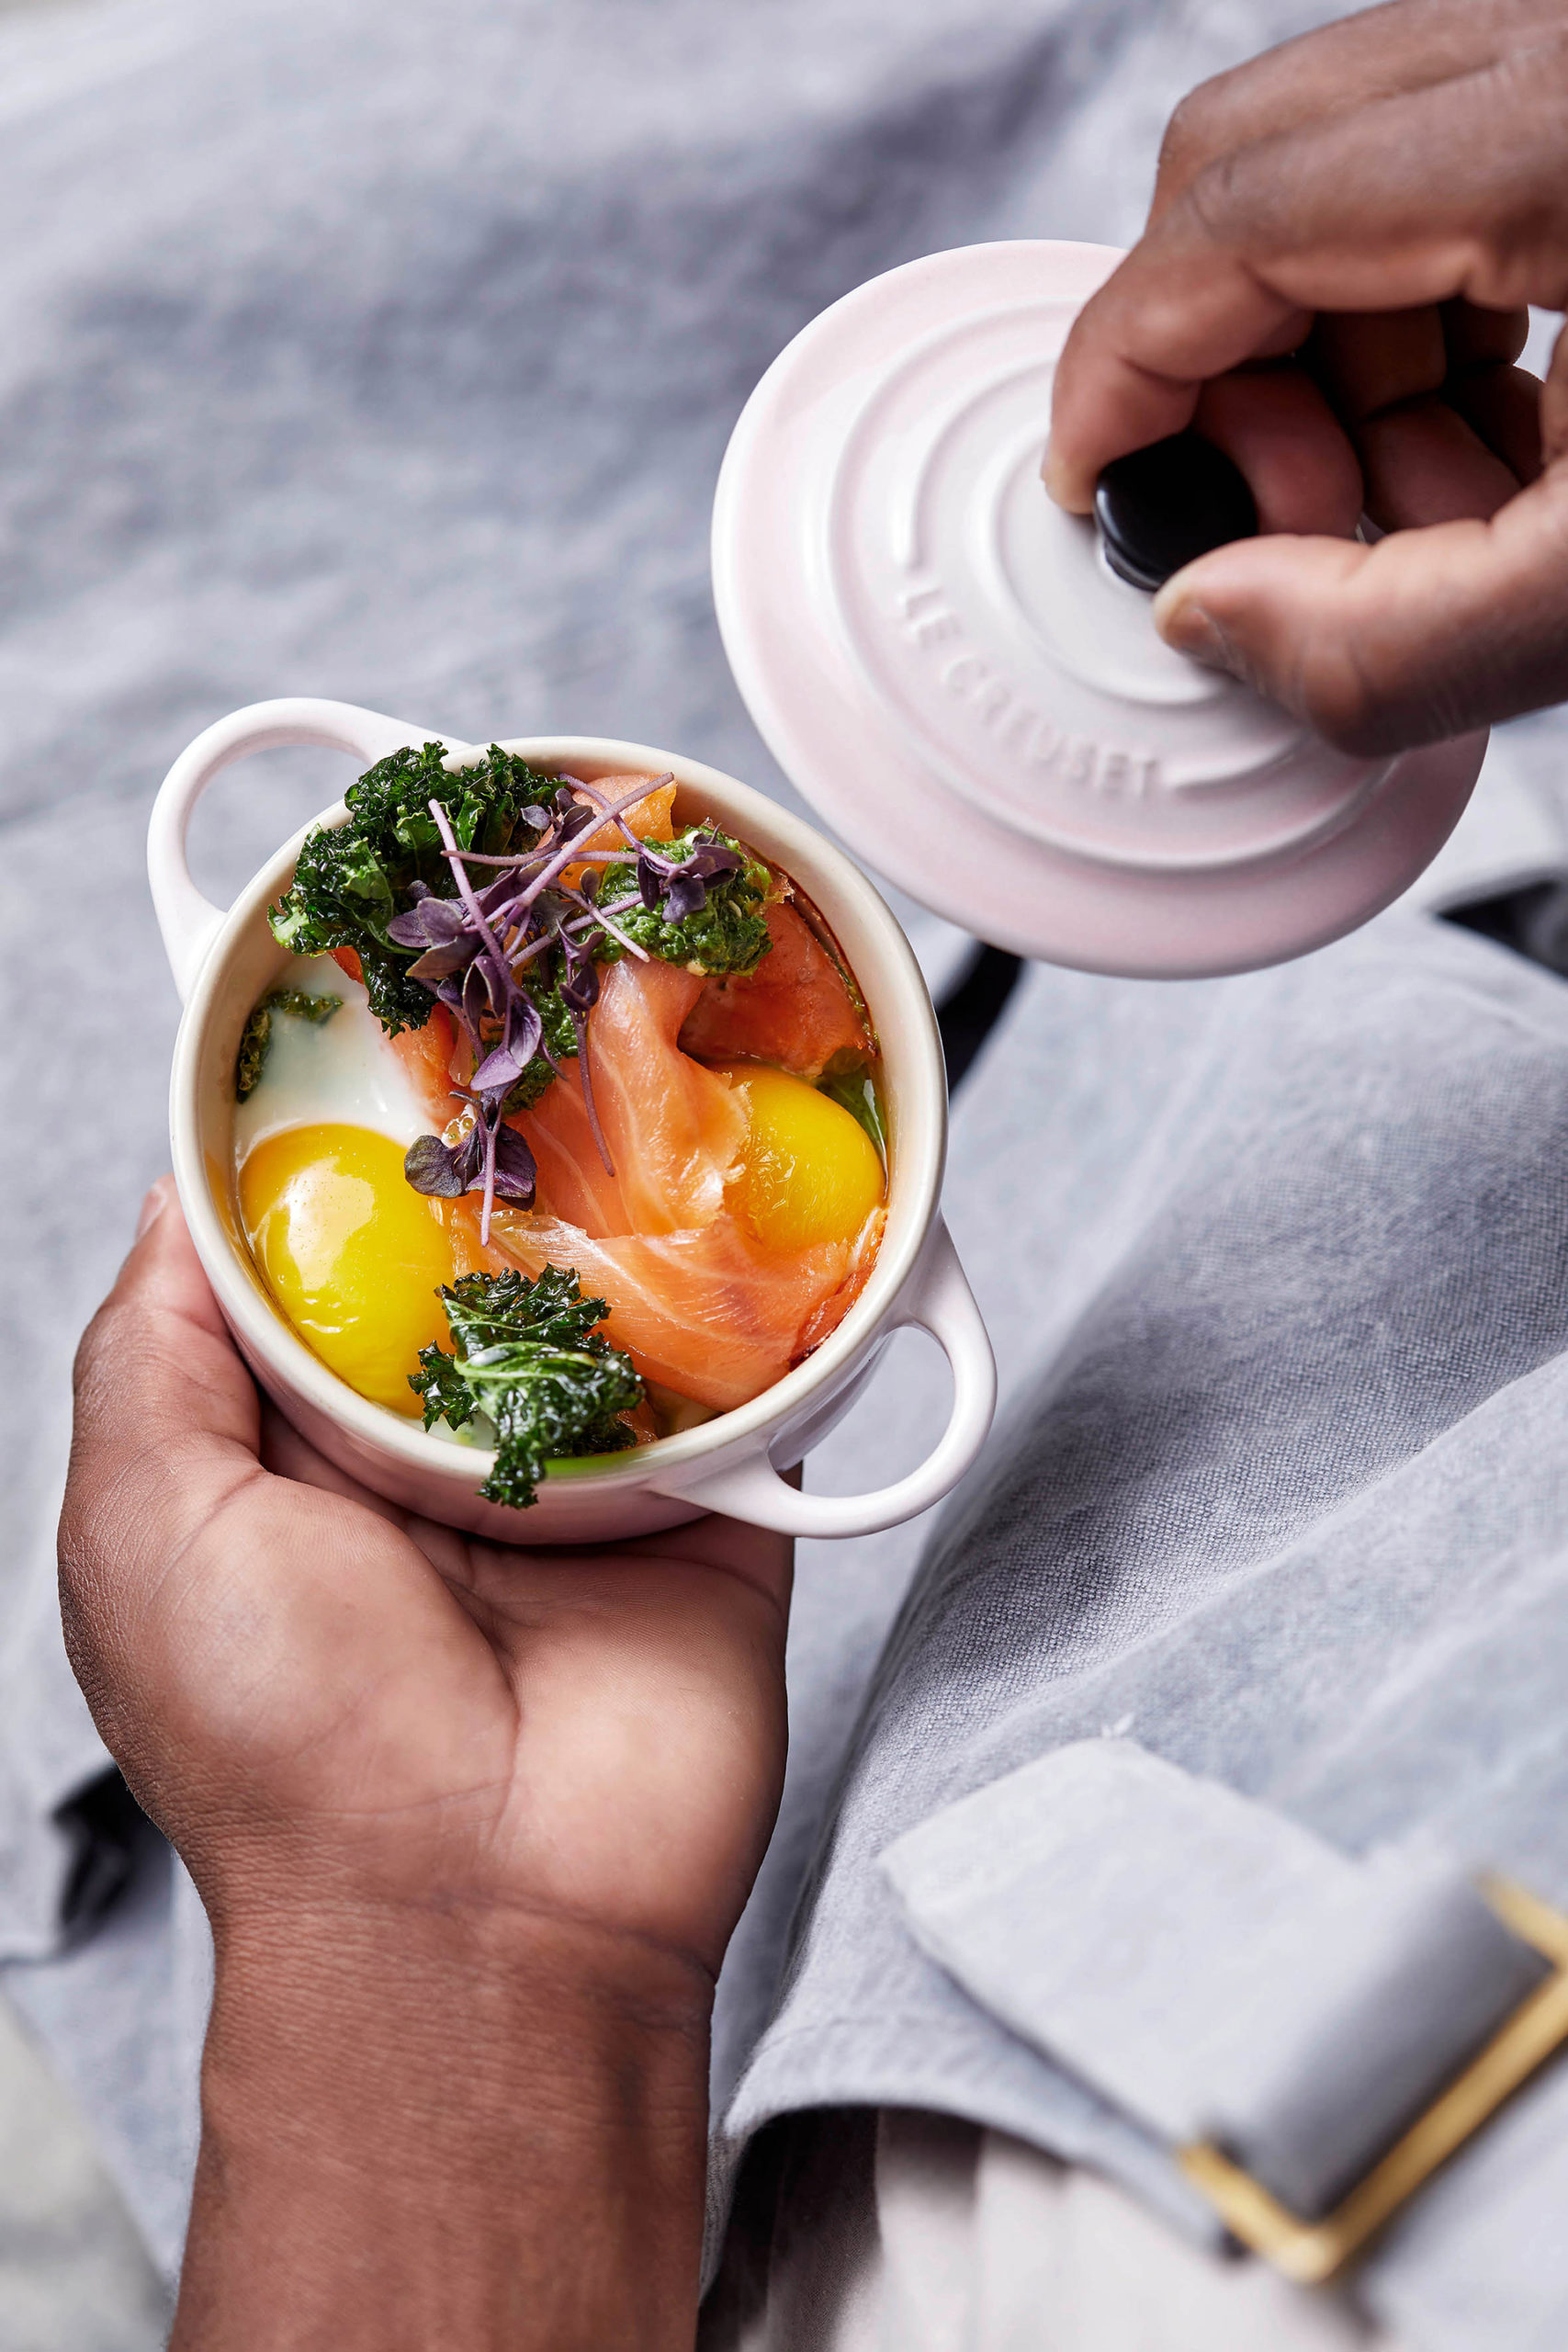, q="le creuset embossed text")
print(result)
[150,699,996,1544]
[712,240,1488,980]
